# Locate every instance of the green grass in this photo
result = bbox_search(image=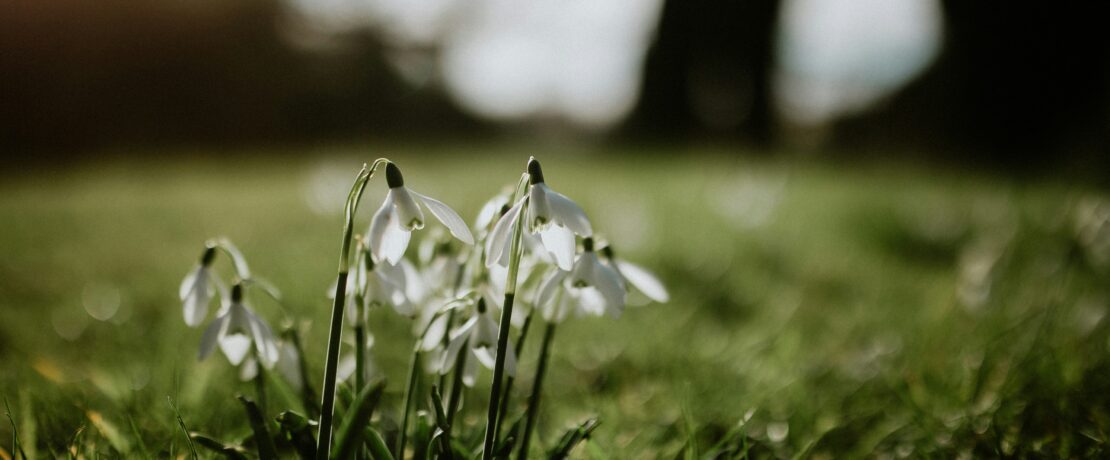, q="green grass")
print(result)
[1,146,1108,458]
